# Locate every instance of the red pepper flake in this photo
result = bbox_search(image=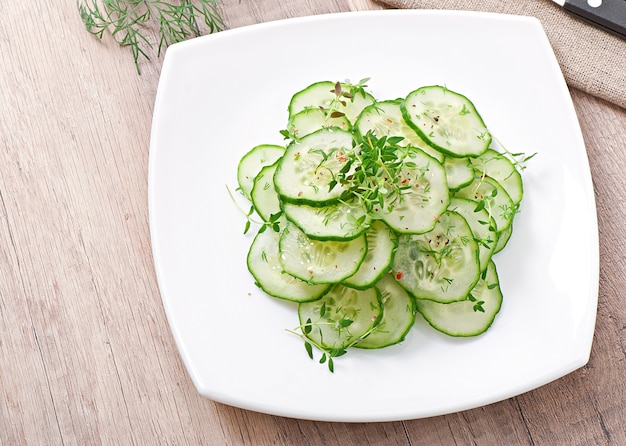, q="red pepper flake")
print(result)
[395,271,404,281]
